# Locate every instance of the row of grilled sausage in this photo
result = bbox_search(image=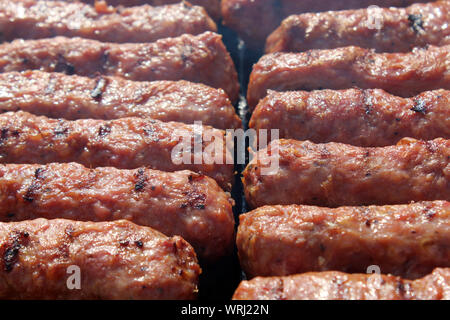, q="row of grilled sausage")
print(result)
[233,0,450,300]
[4,0,448,51]
[0,0,449,300]
[223,0,449,50]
